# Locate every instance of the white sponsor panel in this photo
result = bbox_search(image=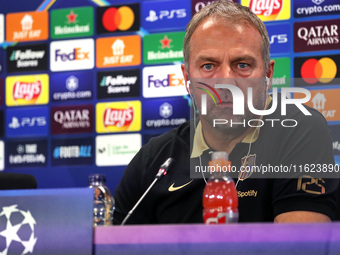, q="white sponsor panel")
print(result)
[143,65,188,98]
[96,133,141,166]
[50,38,94,71]
[0,141,4,170]
[0,14,4,43]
